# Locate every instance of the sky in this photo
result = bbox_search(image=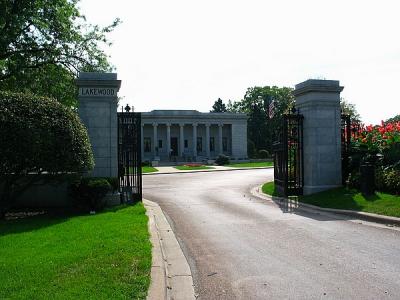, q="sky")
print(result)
[79,0,400,125]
